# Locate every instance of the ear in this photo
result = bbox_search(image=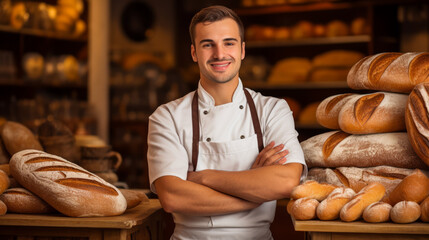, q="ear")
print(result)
[191,44,197,62]
[241,42,245,60]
